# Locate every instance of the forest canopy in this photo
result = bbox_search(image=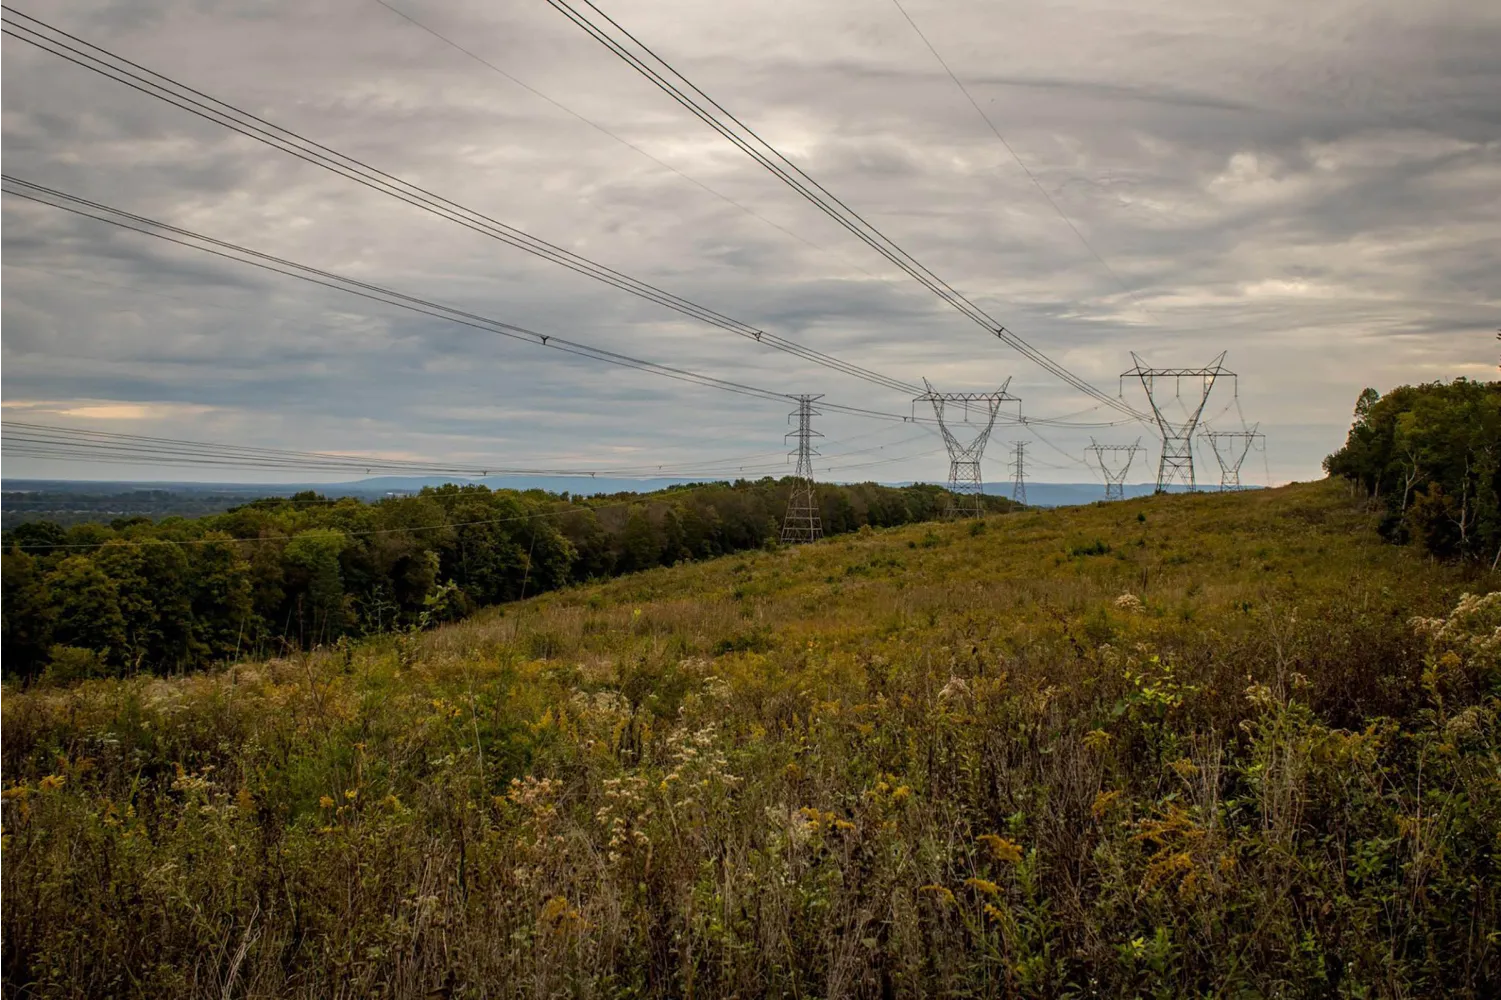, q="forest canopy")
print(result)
[1323,378,1500,564]
[2,478,1011,681]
